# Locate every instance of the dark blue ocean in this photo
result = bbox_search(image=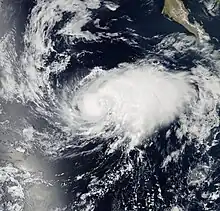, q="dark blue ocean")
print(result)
[1,0,220,211]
